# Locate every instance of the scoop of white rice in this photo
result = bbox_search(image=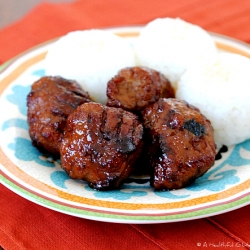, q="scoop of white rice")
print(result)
[176,52,250,148]
[134,17,218,88]
[45,29,136,104]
